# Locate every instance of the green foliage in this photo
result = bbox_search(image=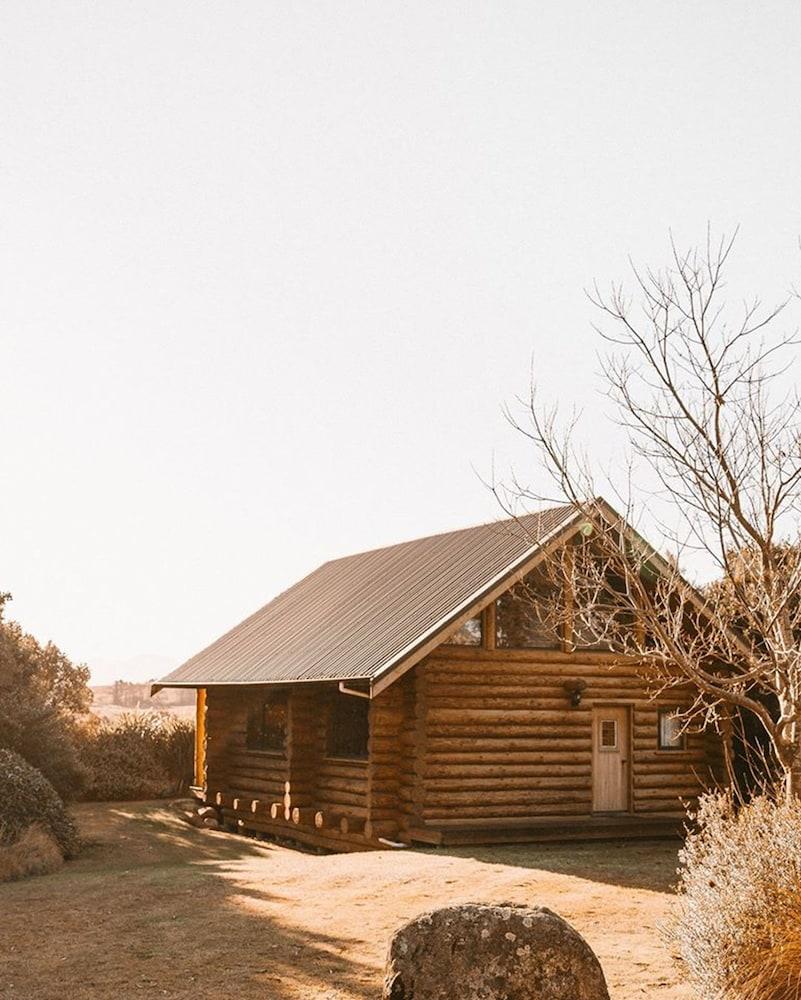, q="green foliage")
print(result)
[0,595,92,800]
[672,790,801,1000]
[0,749,79,858]
[78,712,195,801]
